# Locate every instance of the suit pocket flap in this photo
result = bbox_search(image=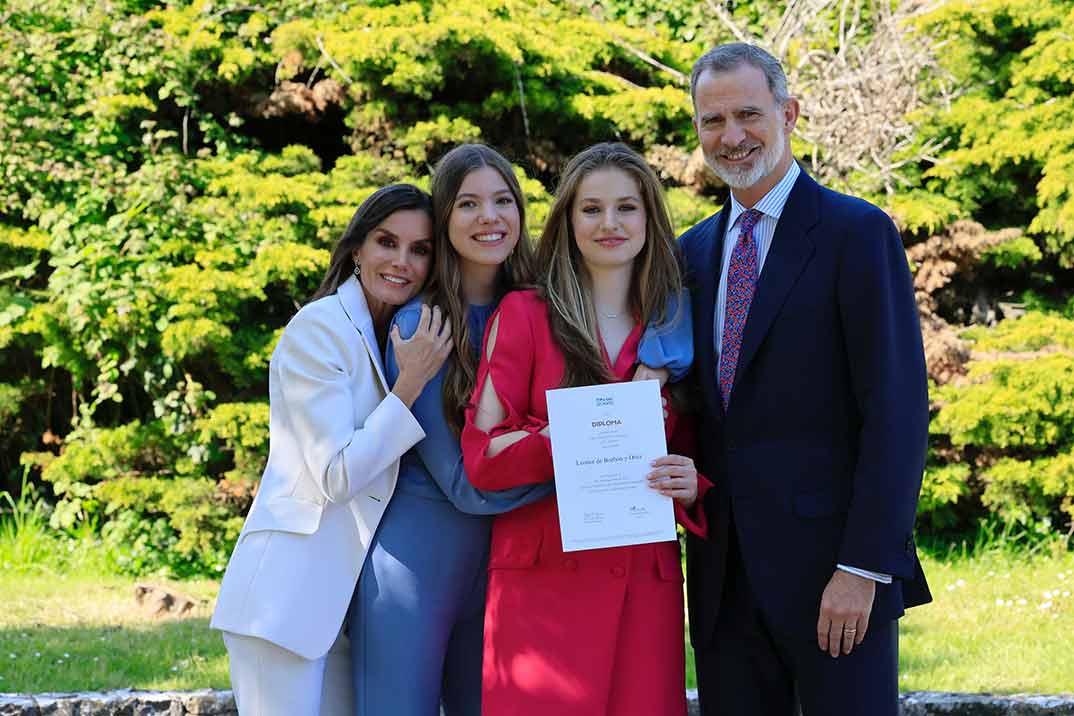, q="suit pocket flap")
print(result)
[792,489,847,519]
[241,495,324,537]
[488,533,542,569]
